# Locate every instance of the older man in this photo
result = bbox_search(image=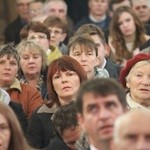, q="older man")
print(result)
[114,110,150,150]
[4,0,32,44]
